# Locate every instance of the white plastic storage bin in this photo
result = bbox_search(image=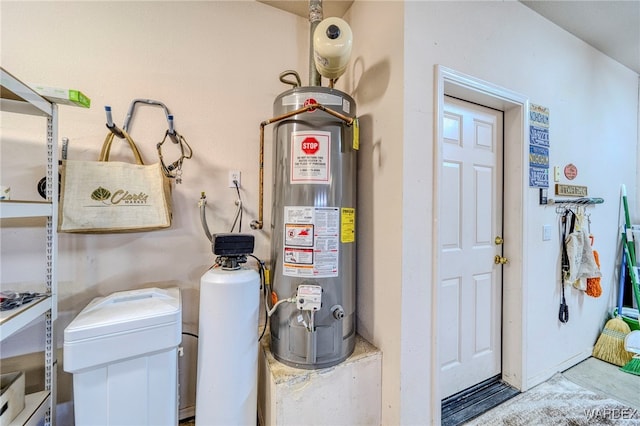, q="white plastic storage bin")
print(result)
[0,371,25,426]
[64,287,182,426]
